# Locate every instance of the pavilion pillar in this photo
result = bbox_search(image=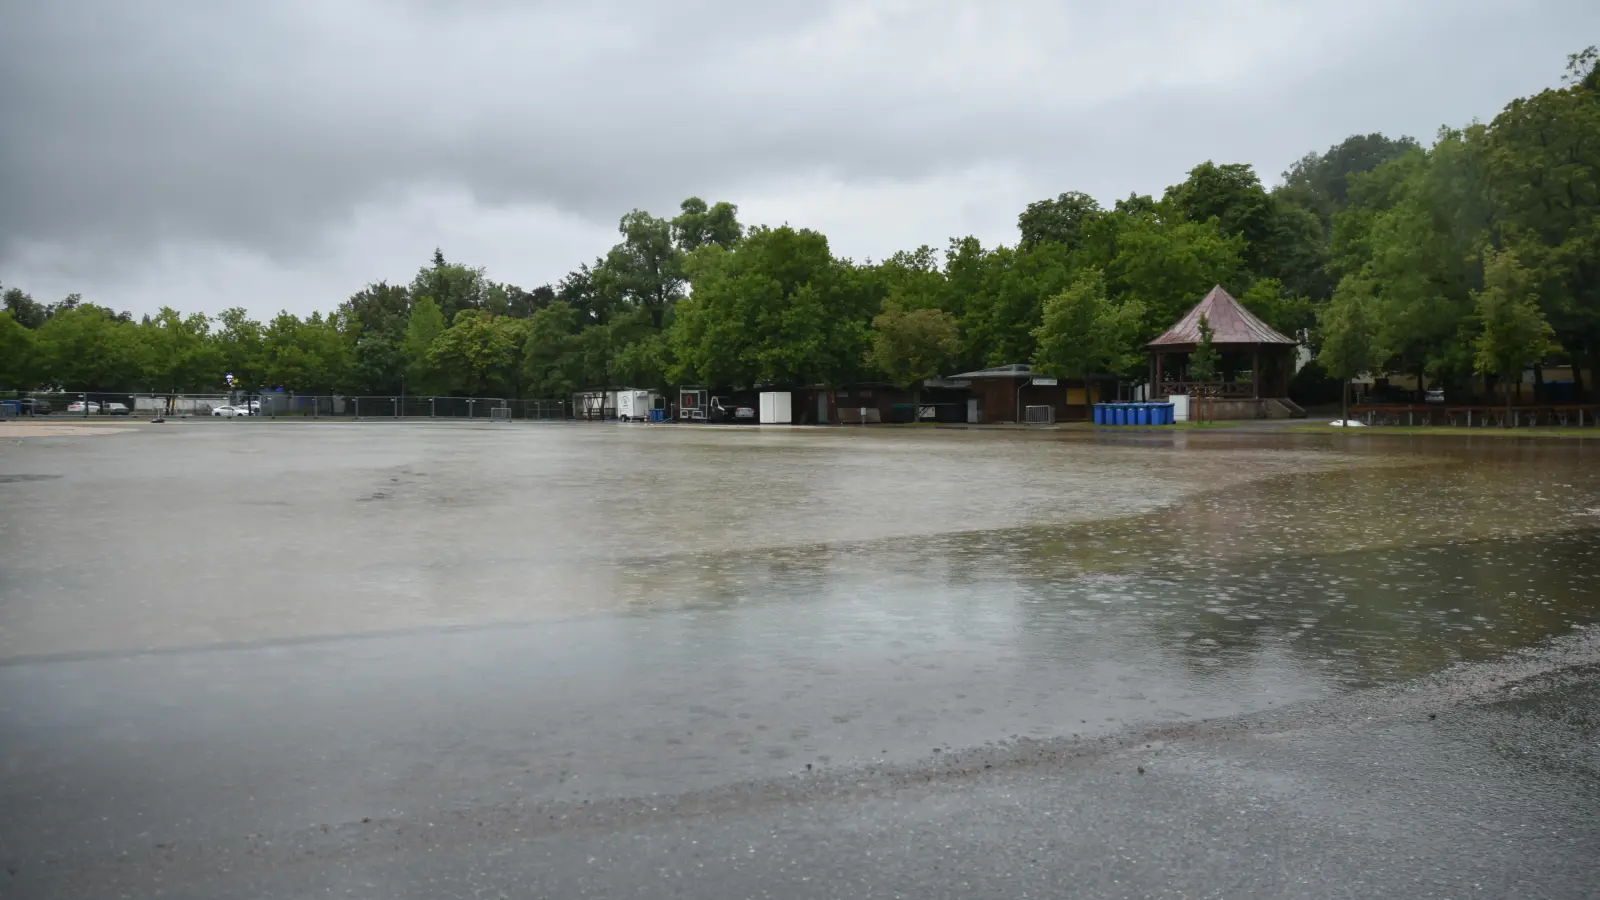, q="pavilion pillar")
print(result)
[1252,347,1260,398]
[1154,353,1165,397]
